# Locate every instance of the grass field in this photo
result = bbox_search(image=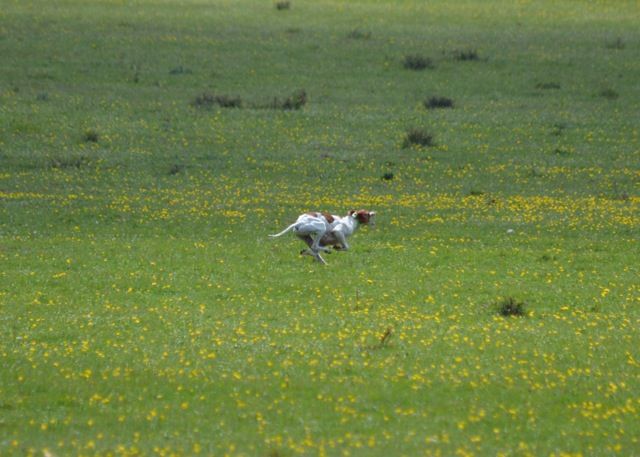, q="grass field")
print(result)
[1,0,639,455]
